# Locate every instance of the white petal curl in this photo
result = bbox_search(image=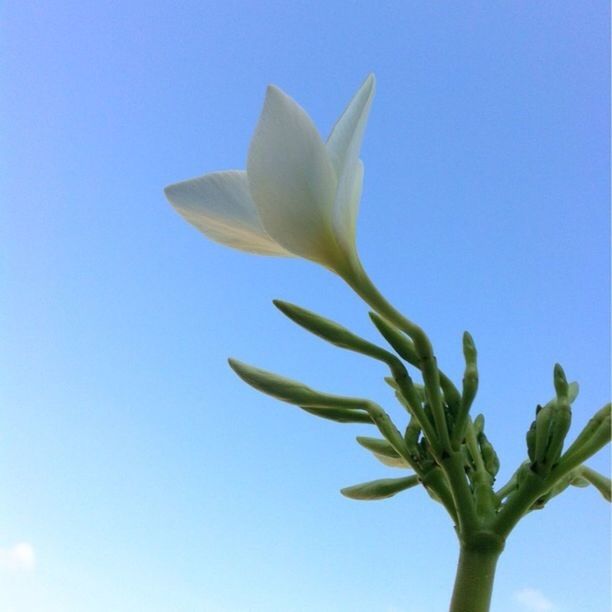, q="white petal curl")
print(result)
[247,86,340,266]
[164,171,290,256]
